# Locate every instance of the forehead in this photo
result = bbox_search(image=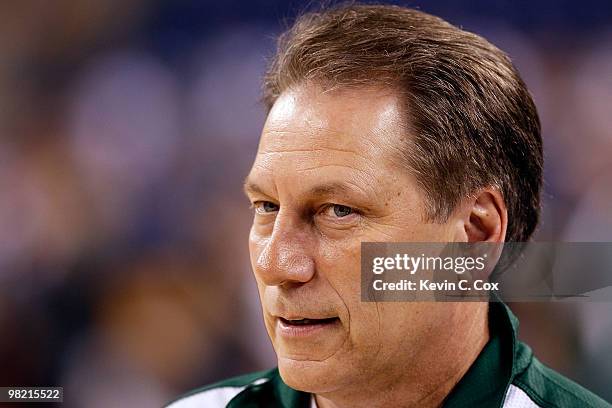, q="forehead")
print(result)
[254,84,408,177]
